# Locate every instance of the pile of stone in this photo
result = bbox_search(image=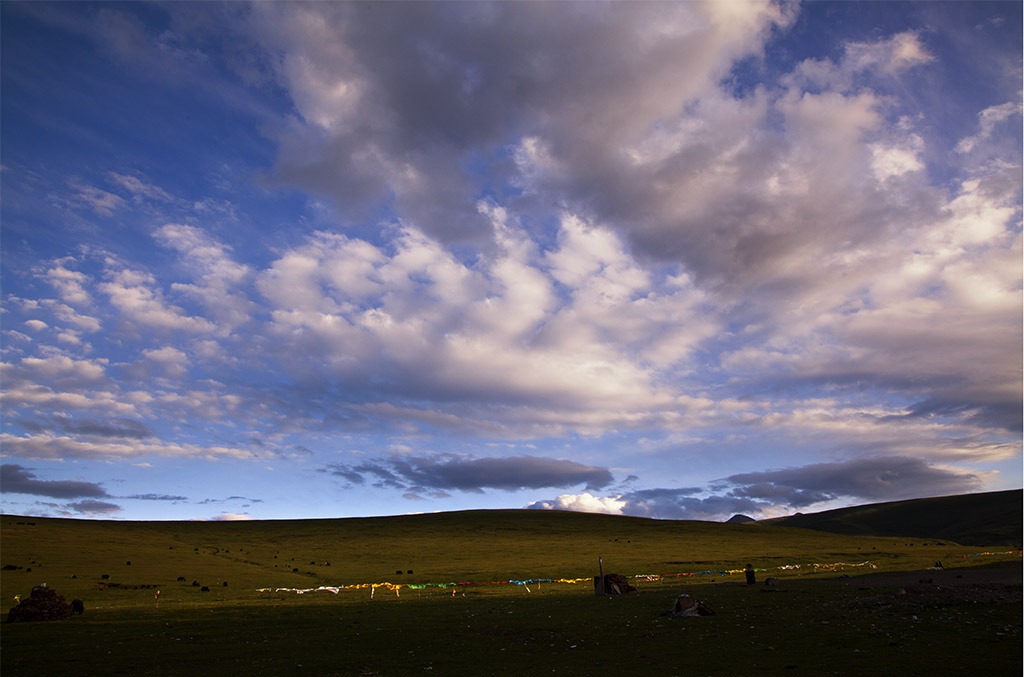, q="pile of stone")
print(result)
[6,584,75,623]
[661,593,716,617]
[594,573,637,595]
